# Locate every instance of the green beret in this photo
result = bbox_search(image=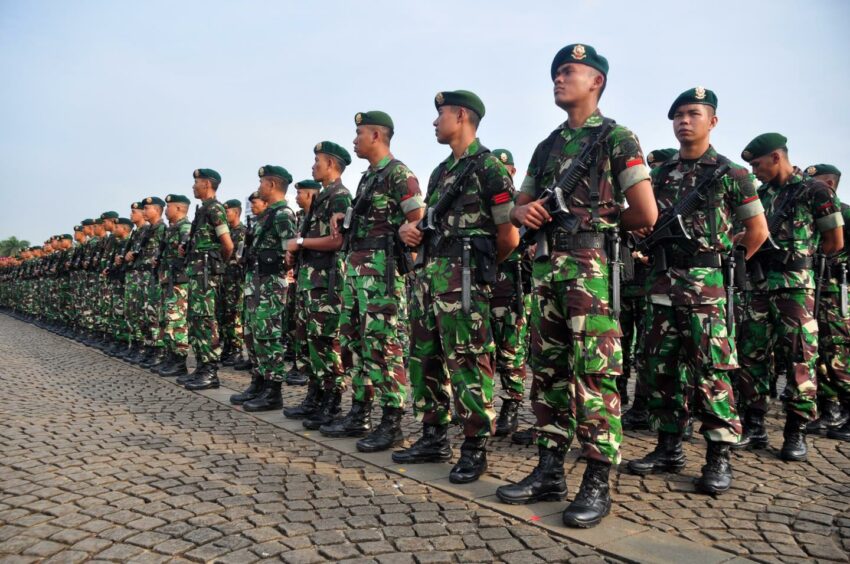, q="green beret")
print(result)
[314,141,352,166]
[741,133,788,162]
[95,218,104,224]
[100,211,119,220]
[193,168,222,182]
[73,225,82,232]
[224,199,242,209]
[131,201,145,210]
[143,196,166,207]
[647,148,677,167]
[355,111,394,131]
[491,149,514,166]
[81,218,95,226]
[551,43,609,80]
[258,165,293,183]
[295,179,322,190]
[248,191,261,201]
[668,87,718,120]
[806,164,841,177]
[165,194,191,205]
[434,89,485,119]
[116,217,133,226]
[60,234,73,240]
